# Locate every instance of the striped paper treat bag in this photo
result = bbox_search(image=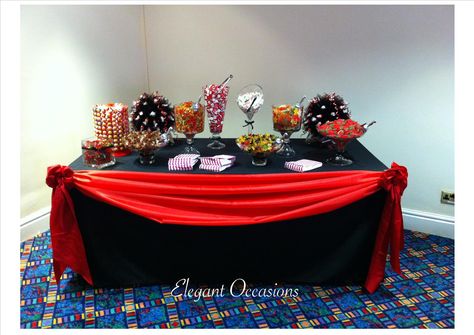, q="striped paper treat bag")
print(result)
[284,159,322,172]
[199,155,236,172]
[168,154,200,171]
